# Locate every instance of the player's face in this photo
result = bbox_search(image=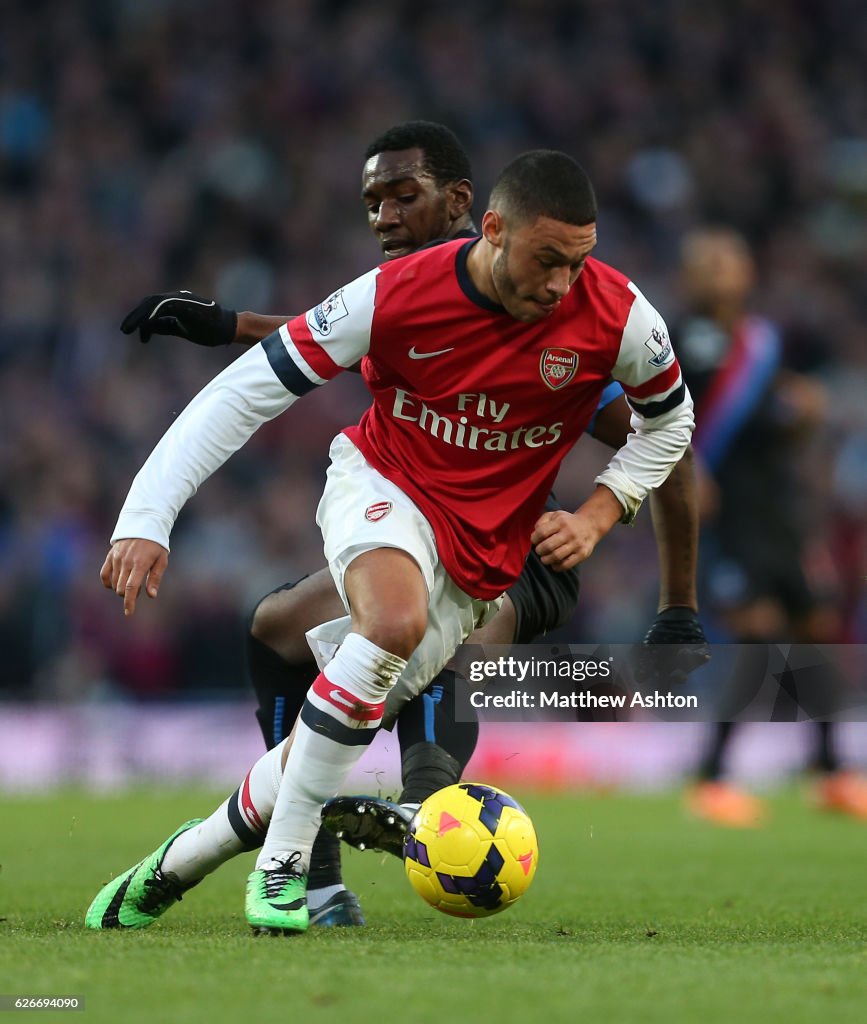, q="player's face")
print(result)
[488,214,598,323]
[361,148,454,260]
